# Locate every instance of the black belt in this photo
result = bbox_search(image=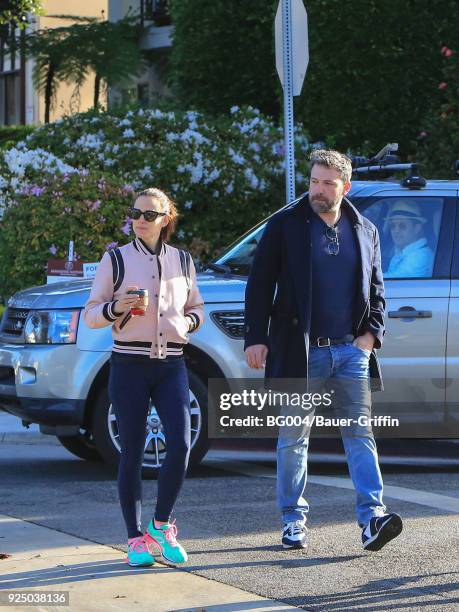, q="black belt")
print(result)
[310,334,355,347]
